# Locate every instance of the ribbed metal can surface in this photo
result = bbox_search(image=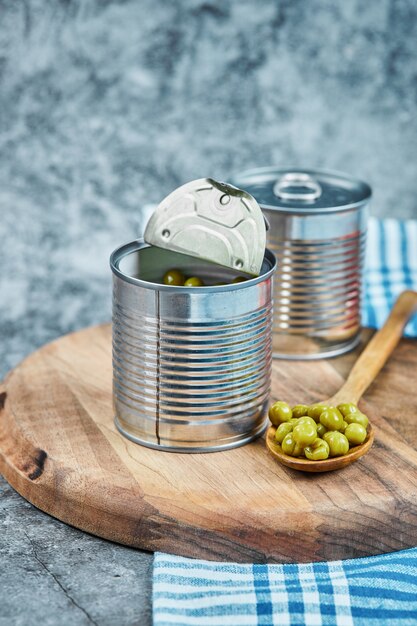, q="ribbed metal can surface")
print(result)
[230,168,372,359]
[110,241,276,452]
